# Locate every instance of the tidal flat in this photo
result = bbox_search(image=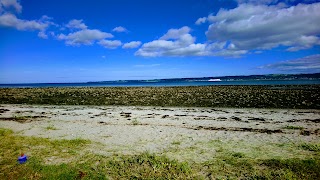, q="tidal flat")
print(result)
[0,85,319,179]
[0,85,319,108]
